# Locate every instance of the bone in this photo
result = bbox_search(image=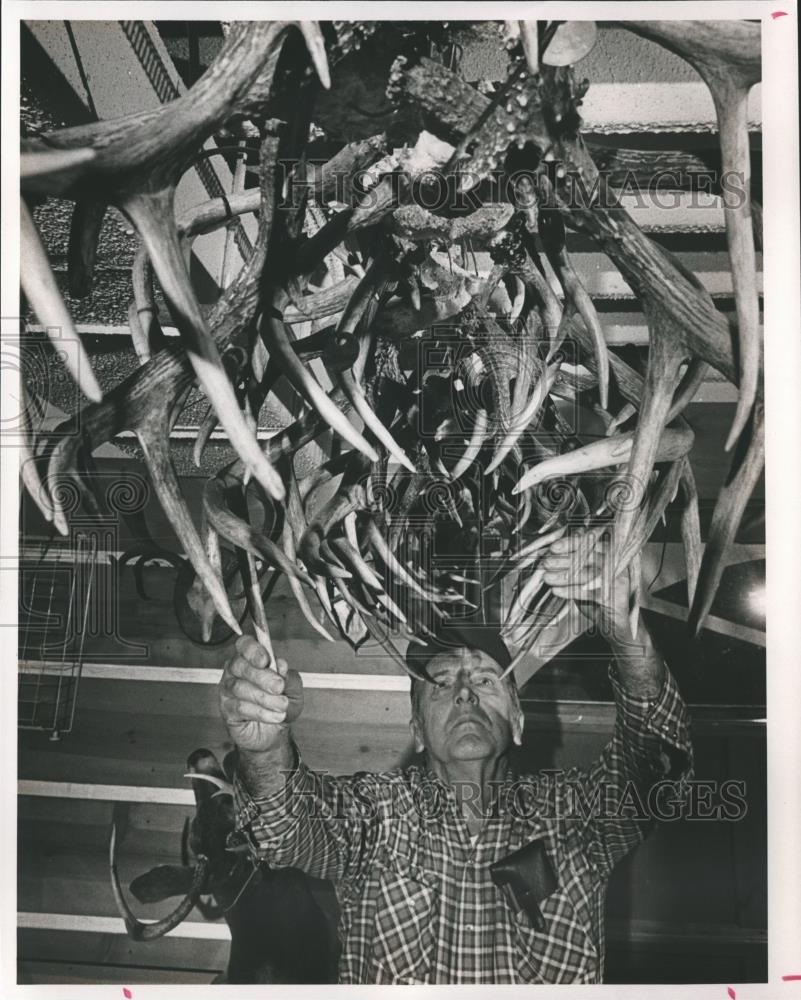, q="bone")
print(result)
[267,291,379,463]
[485,359,561,475]
[282,518,335,642]
[20,199,103,403]
[502,596,570,678]
[130,245,166,365]
[628,552,642,640]
[611,305,691,558]
[182,772,234,797]
[514,425,694,494]
[621,21,761,452]
[365,518,450,612]
[538,190,608,408]
[125,190,286,502]
[202,476,313,587]
[451,409,489,480]
[296,21,332,89]
[689,400,764,634]
[299,463,368,577]
[391,203,513,245]
[338,370,416,472]
[616,459,686,576]
[606,403,636,436]
[503,567,546,638]
[67,200,106,298]
[666,359,708,422]
[136,418,241,635]
[486,524,567,589]
[243,548,274,661]
[20,146,96,192]
[677,458,703,607]
[18,385,55,524]
[509,275,526,324]
[110,820,208,941]
[518,22,539,74]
